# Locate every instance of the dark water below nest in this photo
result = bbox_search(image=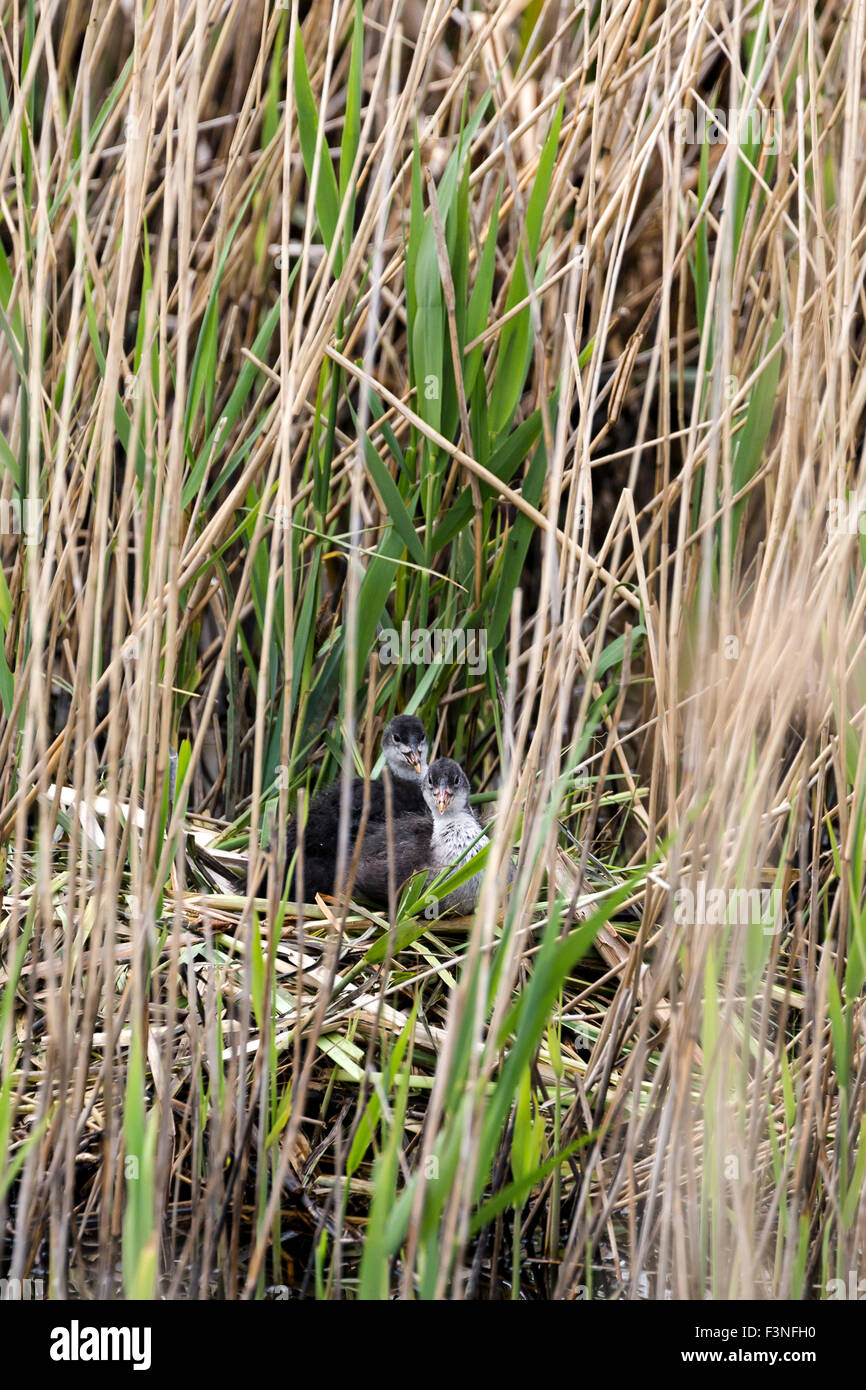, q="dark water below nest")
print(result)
[3,1207,657,1300]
